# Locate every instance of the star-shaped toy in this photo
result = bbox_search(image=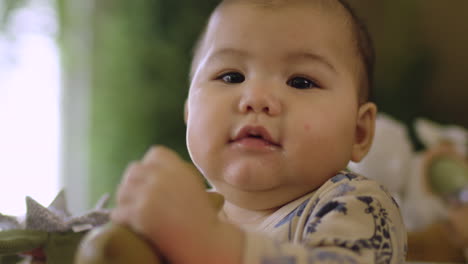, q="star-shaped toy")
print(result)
[0,190,111,264]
